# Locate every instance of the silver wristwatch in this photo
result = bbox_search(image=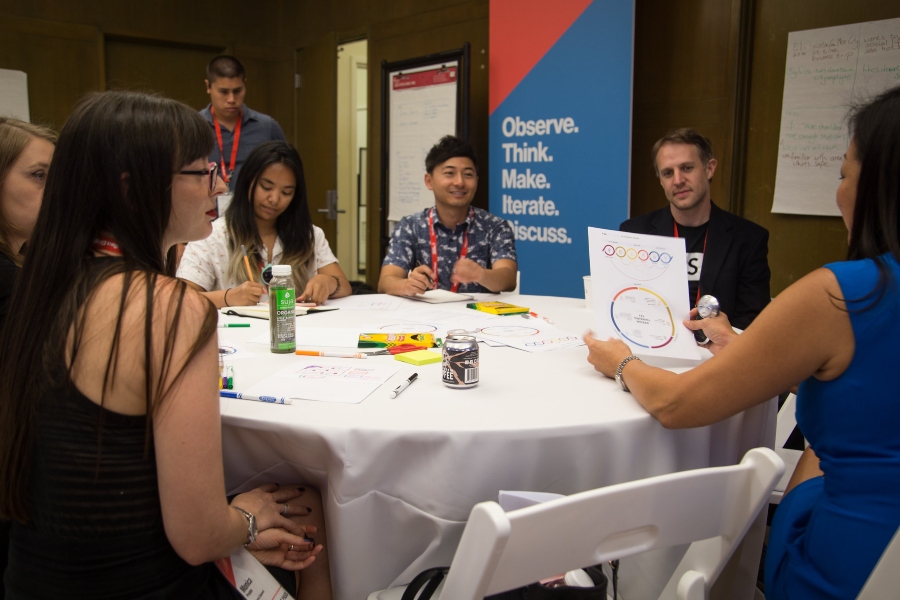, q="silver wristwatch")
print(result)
[615,355,642,391]
[232,506,257,546]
